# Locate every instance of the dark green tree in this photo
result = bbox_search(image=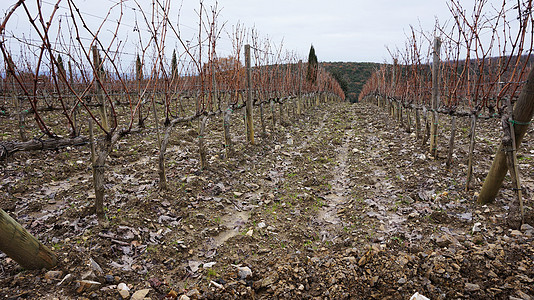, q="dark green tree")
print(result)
[306,45,318,84]
[136,54,143,81]
[171,49,177,80]
[57,54,65,78]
